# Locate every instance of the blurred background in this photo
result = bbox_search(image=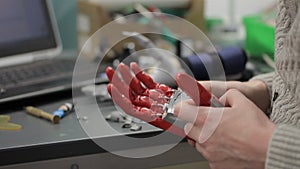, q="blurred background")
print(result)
[0,1,279,168]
